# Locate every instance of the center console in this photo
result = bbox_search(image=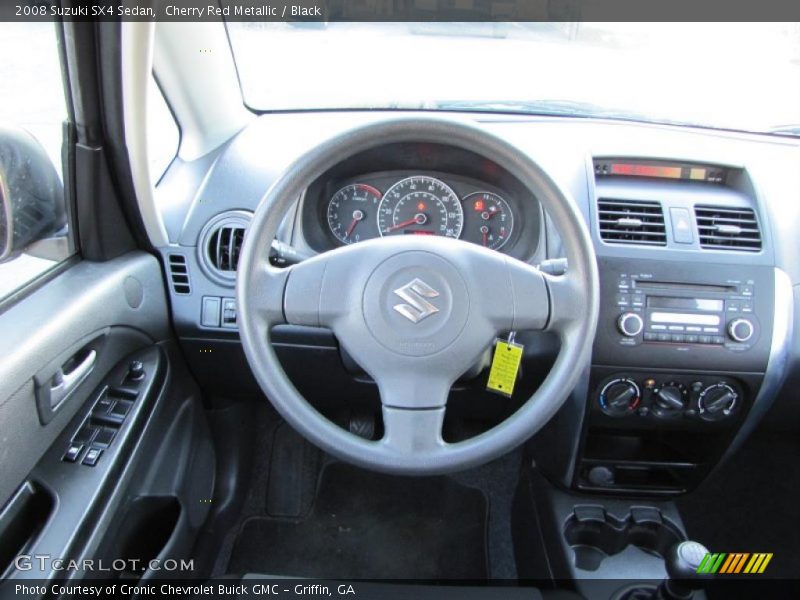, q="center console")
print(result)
[565,158,784,497]
[523,159,790,599]
[577,258,774,495]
